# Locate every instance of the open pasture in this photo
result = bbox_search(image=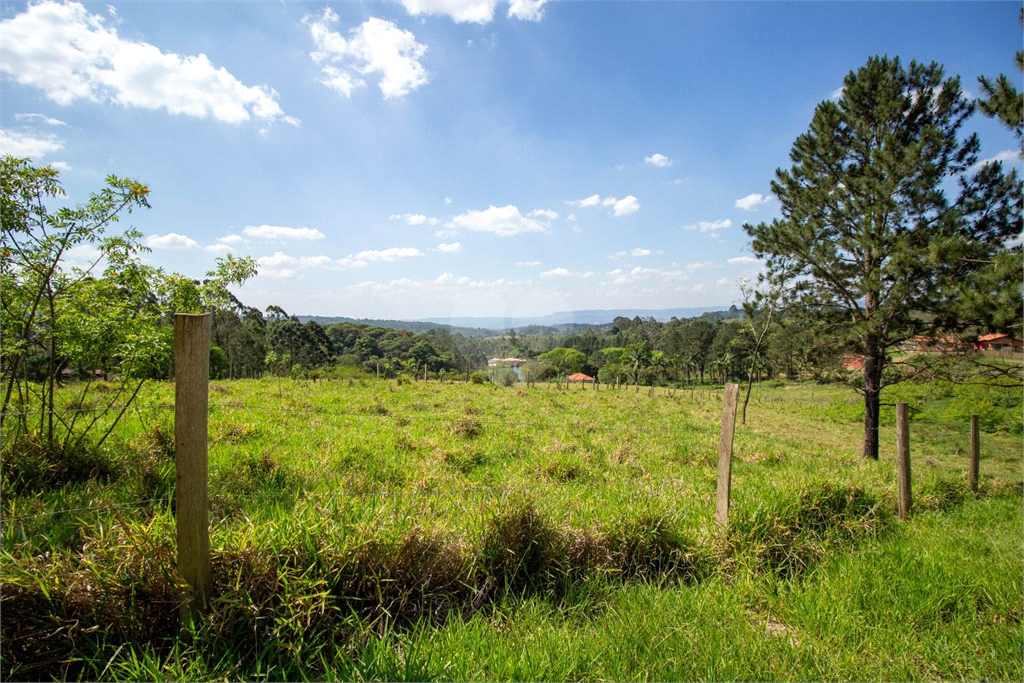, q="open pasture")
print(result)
[1,377,1021,681]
